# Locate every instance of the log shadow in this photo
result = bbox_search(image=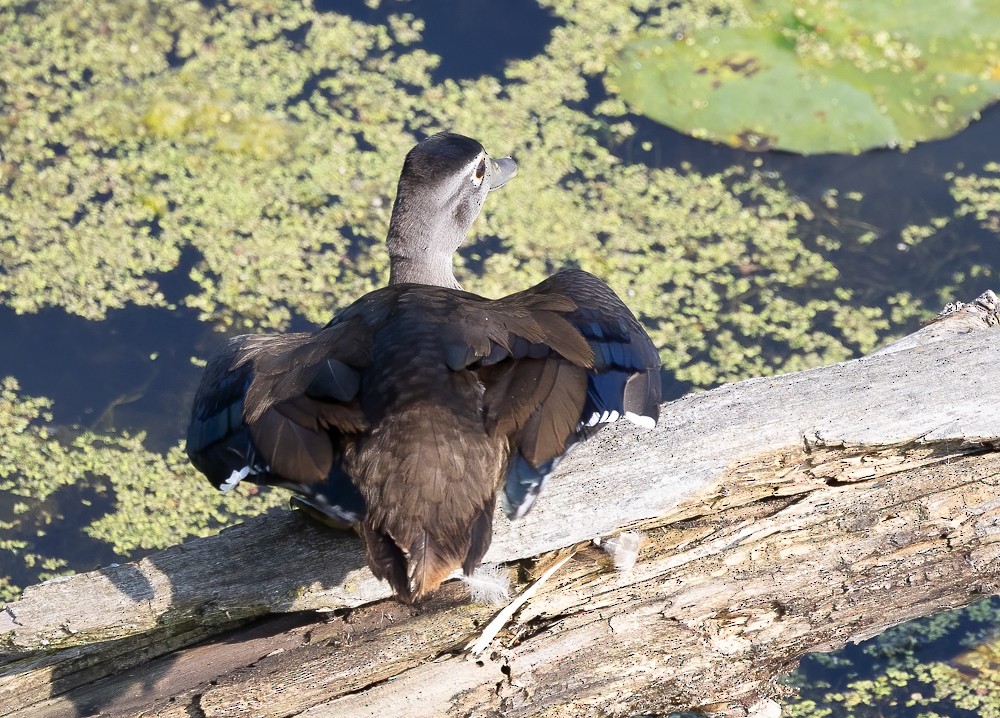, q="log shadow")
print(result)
[97,563,155,603]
